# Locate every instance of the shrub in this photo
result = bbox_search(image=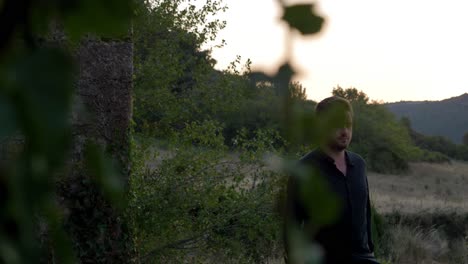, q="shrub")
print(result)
[129,121,286,262]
